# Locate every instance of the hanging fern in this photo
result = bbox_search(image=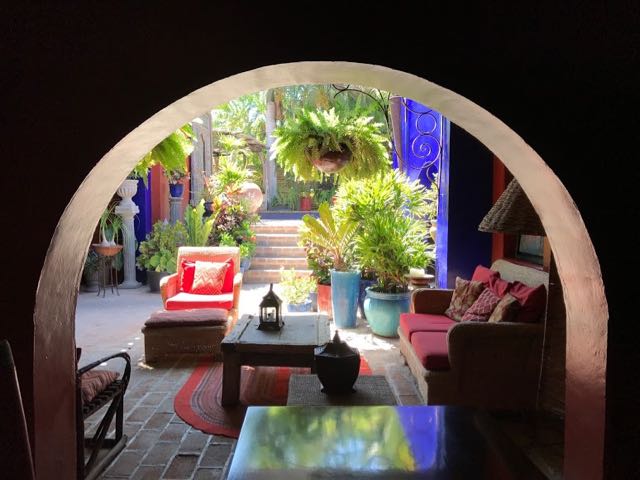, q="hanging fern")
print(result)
[272,108,391,182]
